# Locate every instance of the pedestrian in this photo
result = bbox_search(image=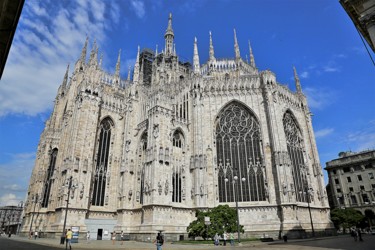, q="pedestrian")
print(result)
[8,231,11,238]
[223,232,227,246]
[229,232,234,246]
[120,231,124,245]
[357,228,363,242]
[66,228,73,250]
[86,231,90,243]
[351,228,358,241]
[112,232,116,245]
[153,232,164,250]
[34,230,38,240]
[214,233,219,246]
